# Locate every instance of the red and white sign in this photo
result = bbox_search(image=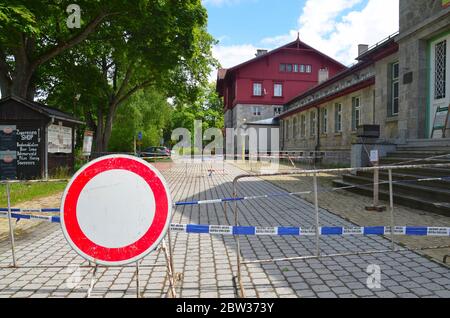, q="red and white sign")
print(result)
[60,155,172,266]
